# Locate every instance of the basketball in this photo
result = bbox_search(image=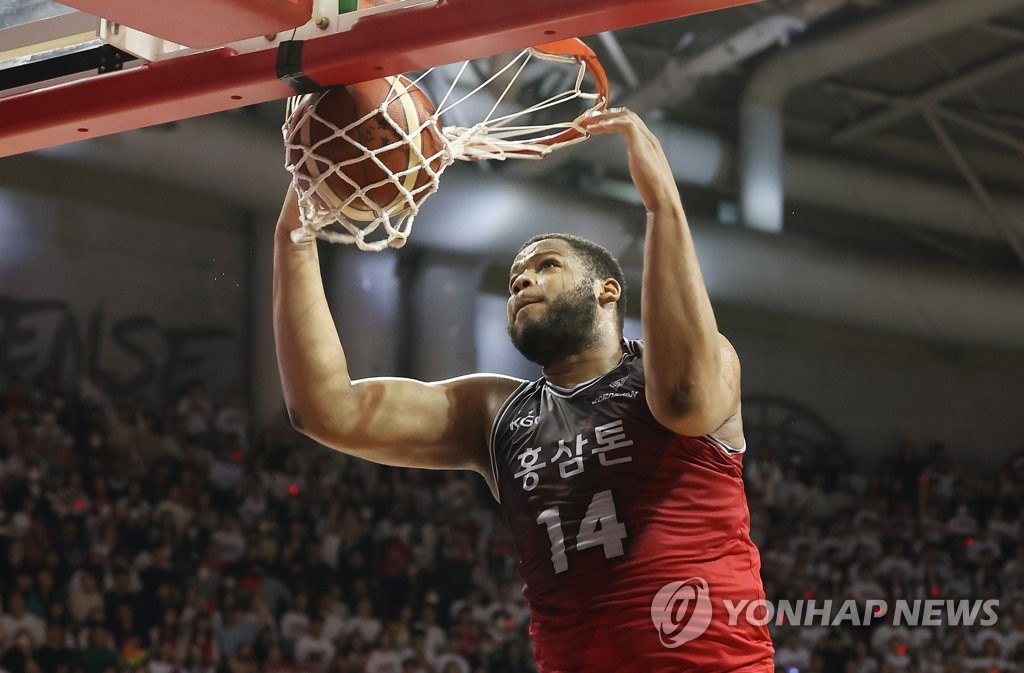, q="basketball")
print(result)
[285,76,445,225]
